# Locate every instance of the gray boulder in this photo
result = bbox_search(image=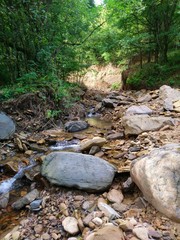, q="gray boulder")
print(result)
[64,120,89,132]
[131,144,180,223]
[122,115,174,135]
[0,112,16,140]
[125,105,153,115]
[41,152,116,192]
